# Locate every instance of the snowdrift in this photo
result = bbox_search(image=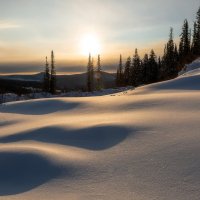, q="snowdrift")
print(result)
[1,62,200,200]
